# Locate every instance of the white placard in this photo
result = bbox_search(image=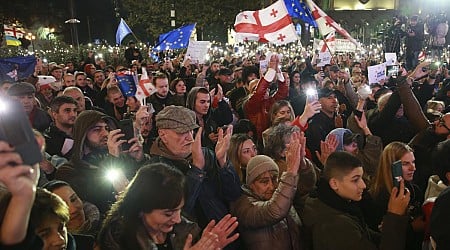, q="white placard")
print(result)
[317,52,332,67]
[385,53,397,66]
[367,63,386,84]
[185,40,210,64]
[334,39,357,52]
